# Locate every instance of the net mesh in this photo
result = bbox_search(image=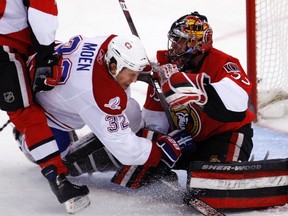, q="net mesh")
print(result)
[256,0,288,112]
